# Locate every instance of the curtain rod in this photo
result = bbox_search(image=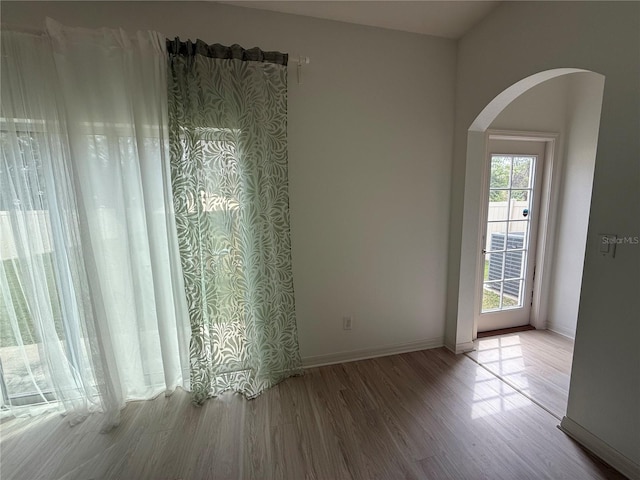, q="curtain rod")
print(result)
[289,56,310,65]
[2,23,312,84]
